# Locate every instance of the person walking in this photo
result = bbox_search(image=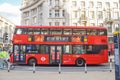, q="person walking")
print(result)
[0,48,10,69]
